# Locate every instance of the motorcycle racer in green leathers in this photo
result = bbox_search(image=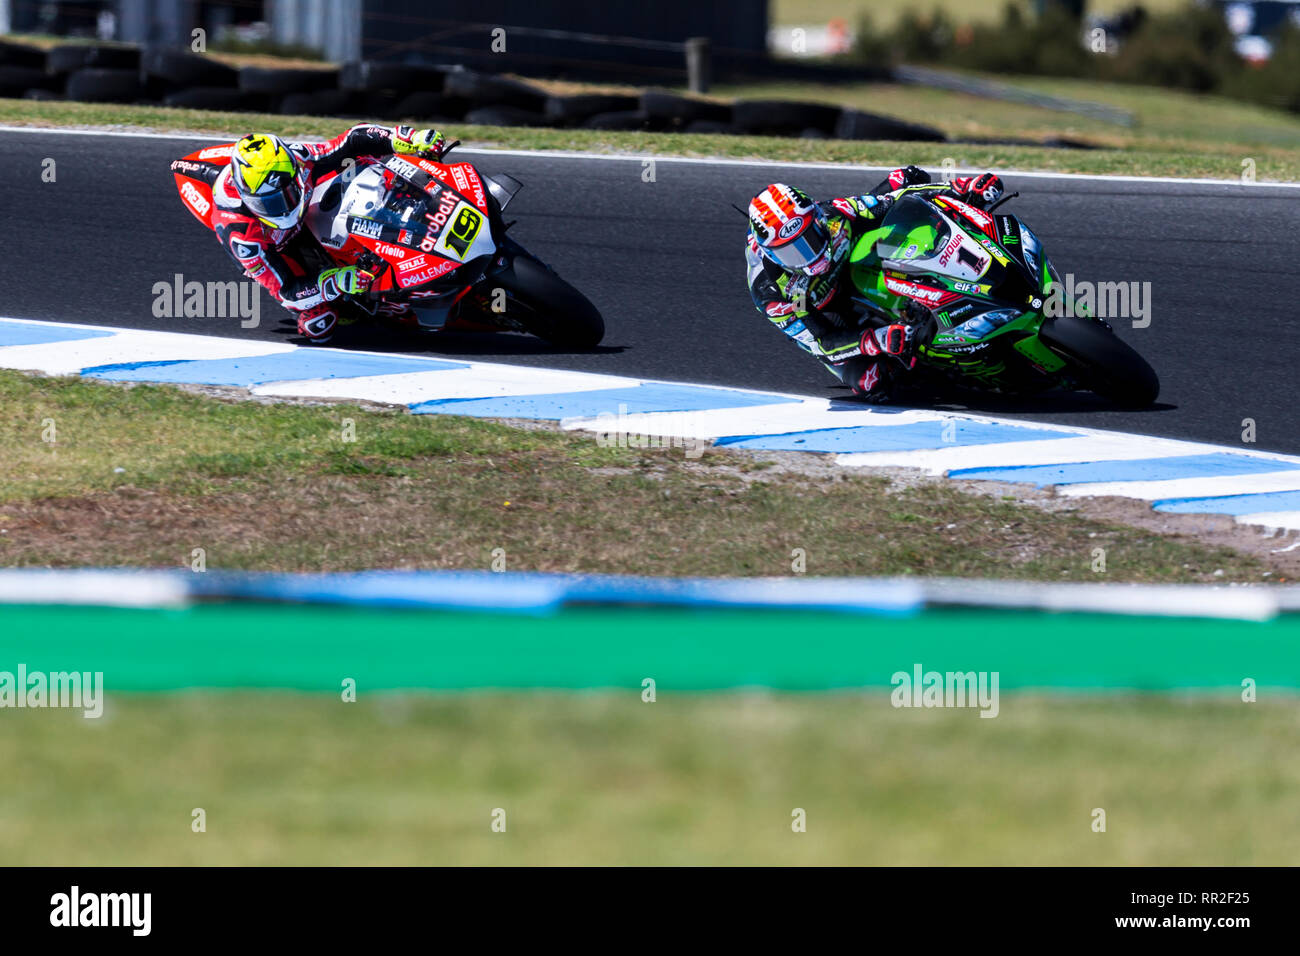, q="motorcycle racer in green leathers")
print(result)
[745,165,1005,401]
